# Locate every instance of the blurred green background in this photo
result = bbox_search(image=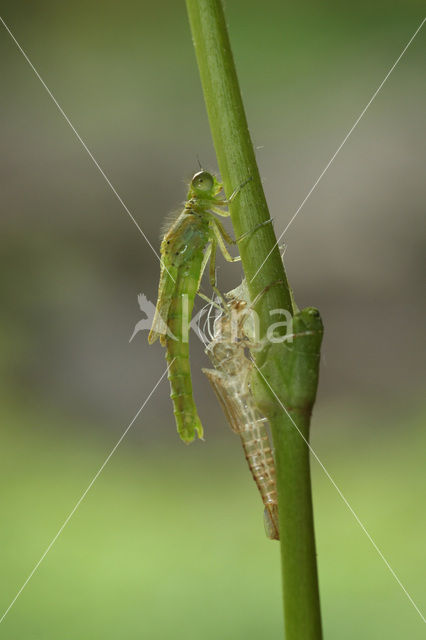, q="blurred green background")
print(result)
[1,1,425,638]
